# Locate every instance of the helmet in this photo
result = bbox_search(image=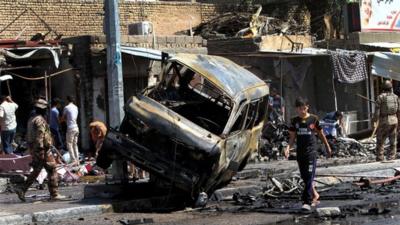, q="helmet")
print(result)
[34,99,48,109]
[383,80,393,90]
